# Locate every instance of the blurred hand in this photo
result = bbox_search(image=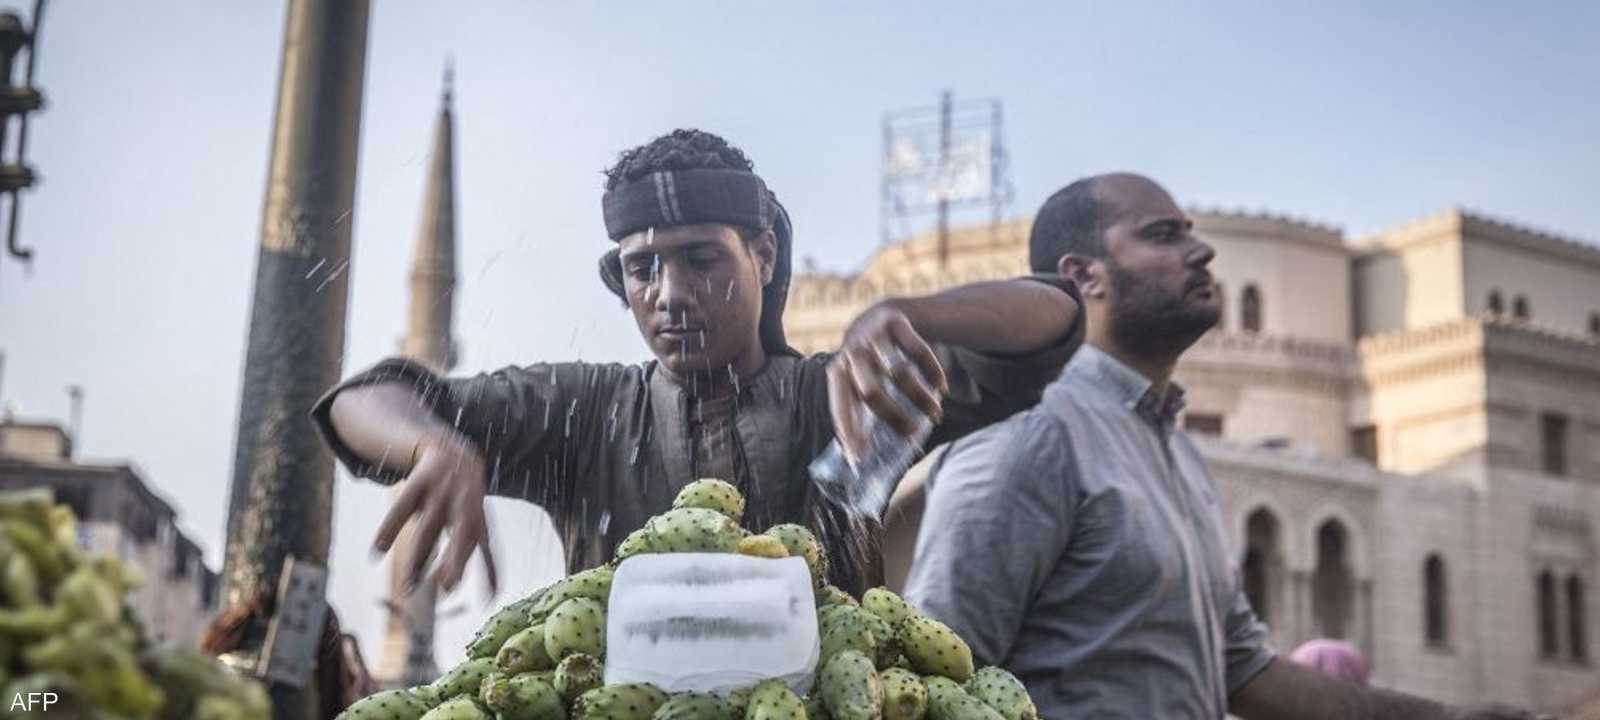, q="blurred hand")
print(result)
[828,303,949,462]
[371,430,499,597]
[1446,704,1556,720]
